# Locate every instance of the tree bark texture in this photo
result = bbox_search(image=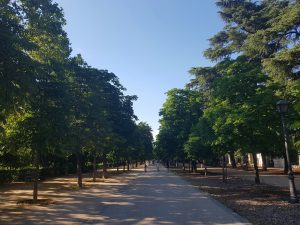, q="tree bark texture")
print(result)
[261,153,267,171]
[93,155,97,182]
[222,156,227,183]
[77,152,83,188]
[33,153,39,201]
[283,153,288,174]
[252,153,260,184]
[102,153,107,179]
